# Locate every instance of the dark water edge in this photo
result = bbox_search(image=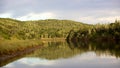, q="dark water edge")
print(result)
[0,45,42,67]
